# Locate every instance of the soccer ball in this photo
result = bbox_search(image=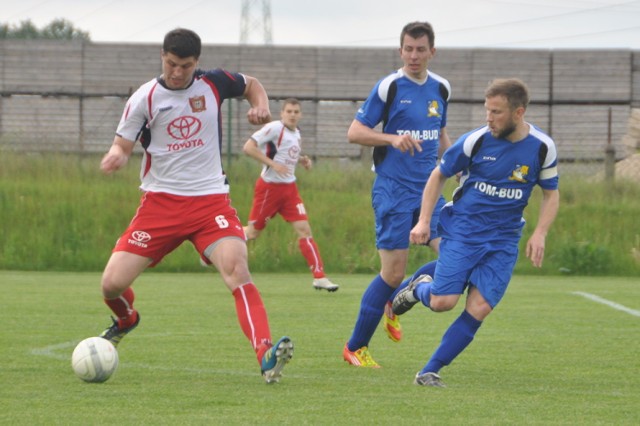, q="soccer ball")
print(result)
[71,337,119,383]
